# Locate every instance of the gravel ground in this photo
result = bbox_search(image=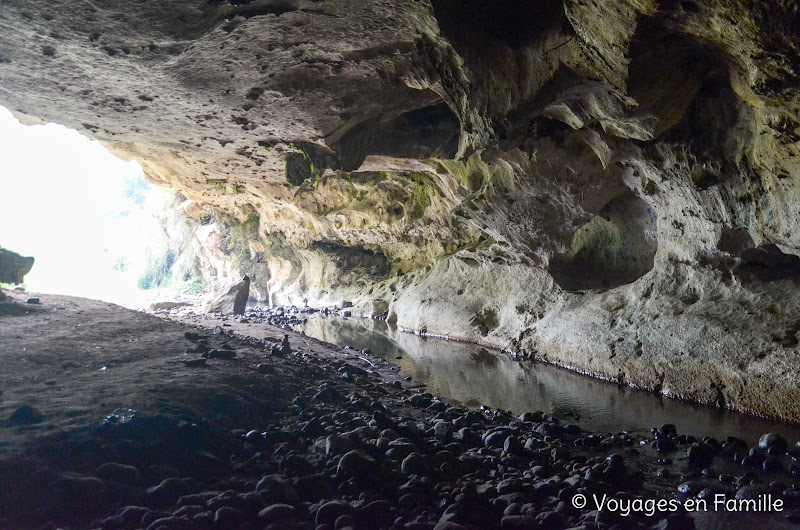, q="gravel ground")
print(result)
[1,292,799,529]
